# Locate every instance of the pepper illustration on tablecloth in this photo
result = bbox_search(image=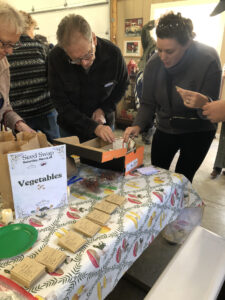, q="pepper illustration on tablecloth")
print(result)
[126,180,140,189]
[148,211,156,227]
[99,226,111,234]
[72,193,87,200]
[125,214,139,229]
[127,197,142,204]
[172,173,184,182]
[29,217,43,227]
[153,176,164,184]
[66,211,80,219]
[133,241,139,257]
[87,249,100,268]
[152,189,164,203]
